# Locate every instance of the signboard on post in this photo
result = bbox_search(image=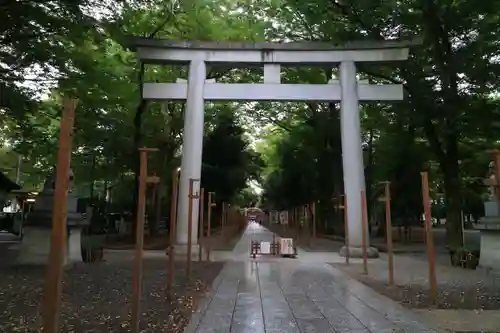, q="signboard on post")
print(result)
[260,241,271,254]
[280,238,294,255]
[279,211,288,225]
